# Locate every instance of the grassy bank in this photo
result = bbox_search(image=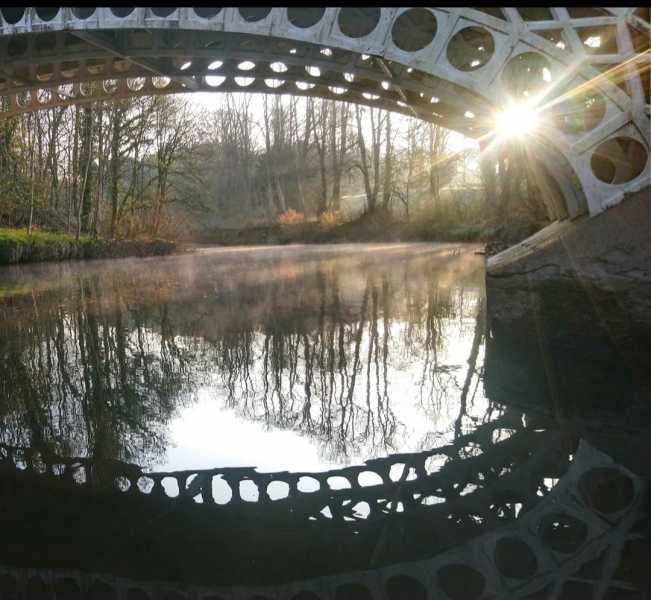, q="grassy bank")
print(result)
[197,212,551,248]
[0,229,179,265]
